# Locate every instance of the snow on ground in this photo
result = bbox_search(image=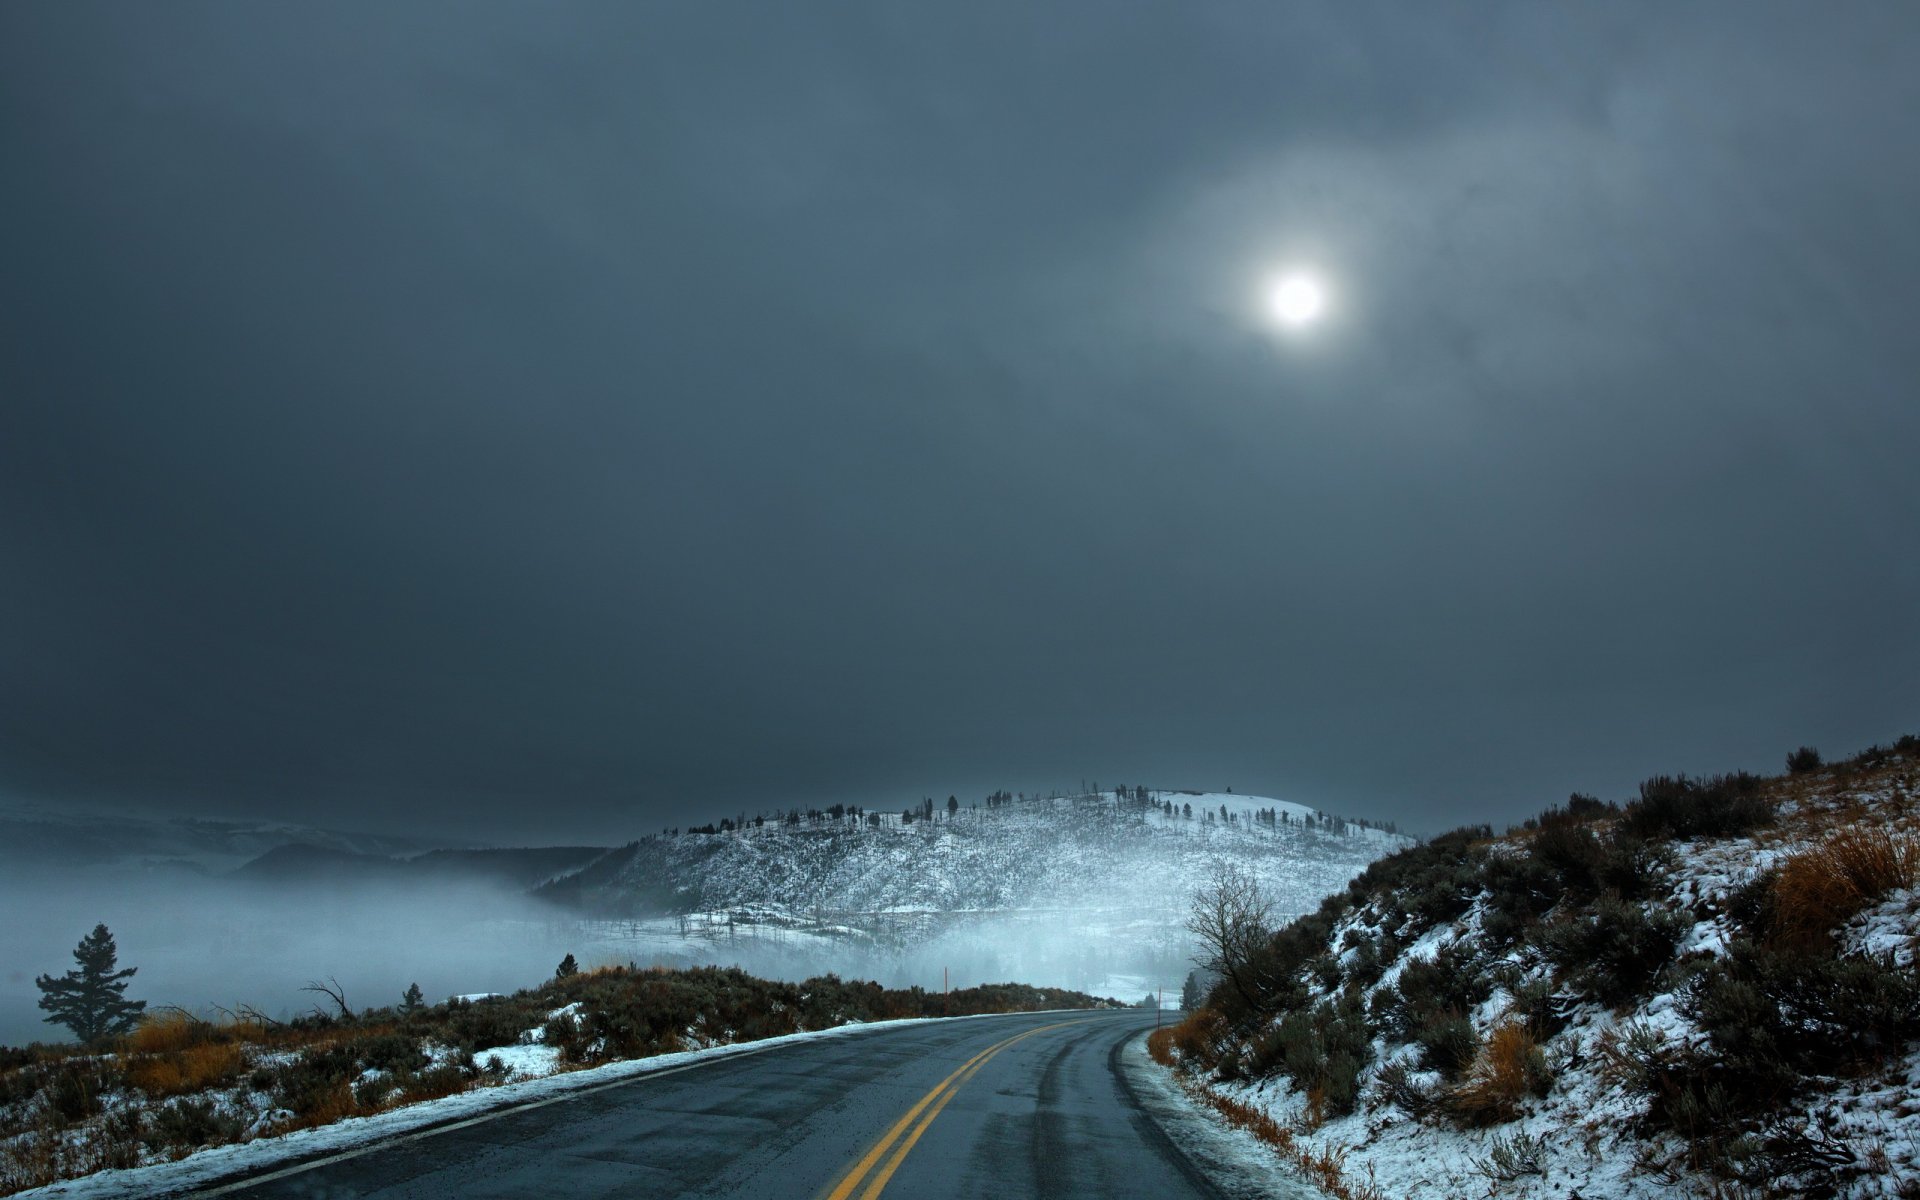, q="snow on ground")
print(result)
[1159,763,1920,1199]
[11,1011,1076,1200]
[1115,1035,1325,1200]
